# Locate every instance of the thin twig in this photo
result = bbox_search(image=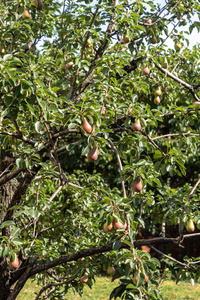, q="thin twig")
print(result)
[106,138,126,198]
[152,132,200,140]
[140,131,167,158]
